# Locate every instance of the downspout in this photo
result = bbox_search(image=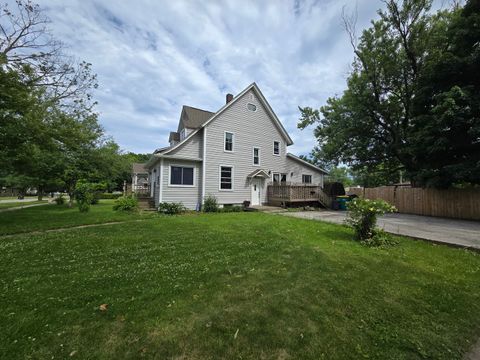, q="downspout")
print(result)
[159,158,164,204]
[201,127,207,204]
